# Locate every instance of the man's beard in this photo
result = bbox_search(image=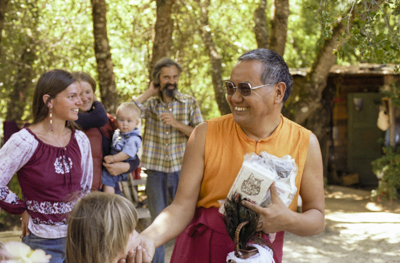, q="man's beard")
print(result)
[162,83,178,98]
